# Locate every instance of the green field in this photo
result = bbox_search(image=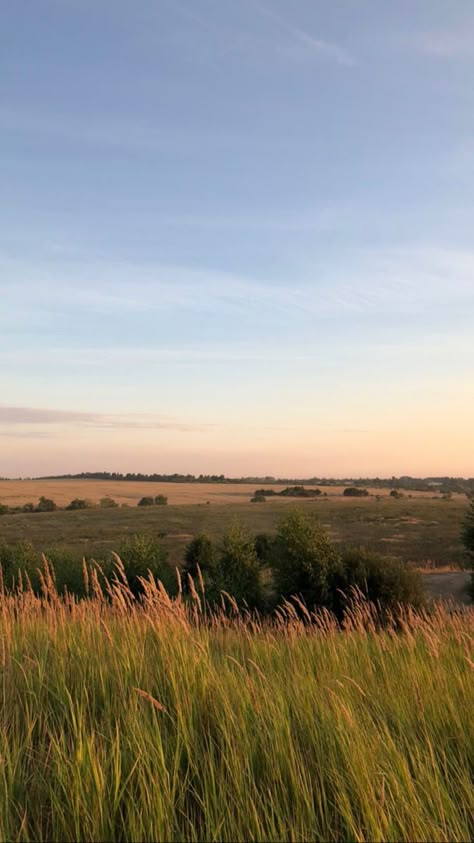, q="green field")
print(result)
[0,495,469,569]
[0,579,472,842]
